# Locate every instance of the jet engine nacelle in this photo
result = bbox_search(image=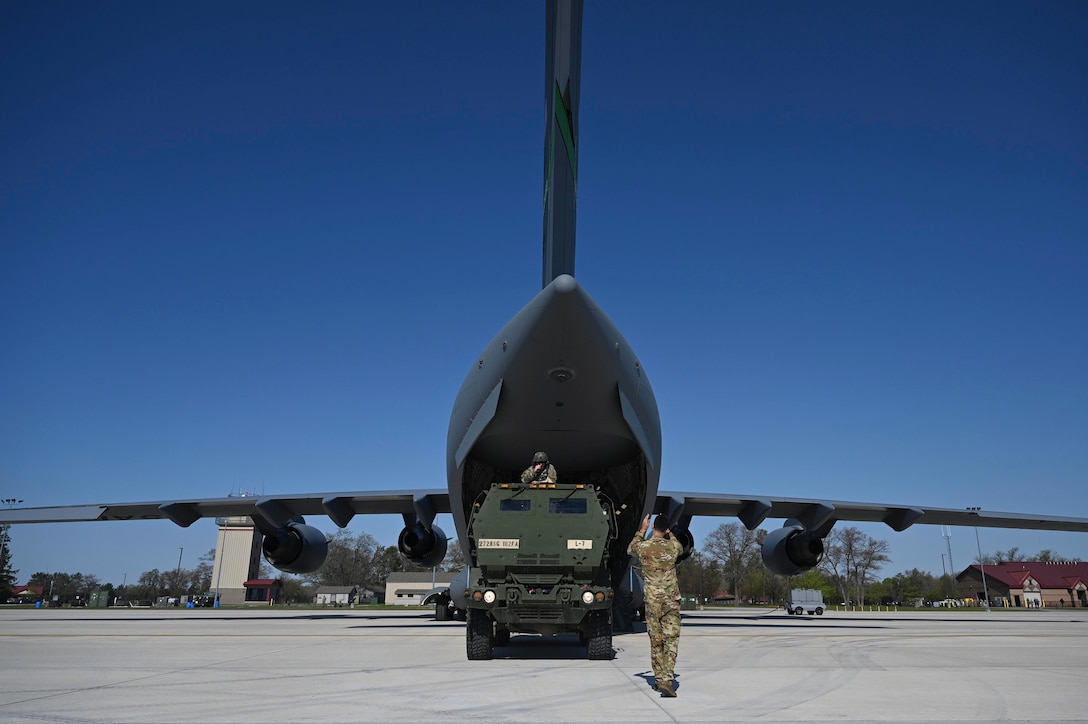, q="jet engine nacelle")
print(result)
[669,525,695,564]
[761,523,825,576]
[398,522,448,568]
[262,521,329,574]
